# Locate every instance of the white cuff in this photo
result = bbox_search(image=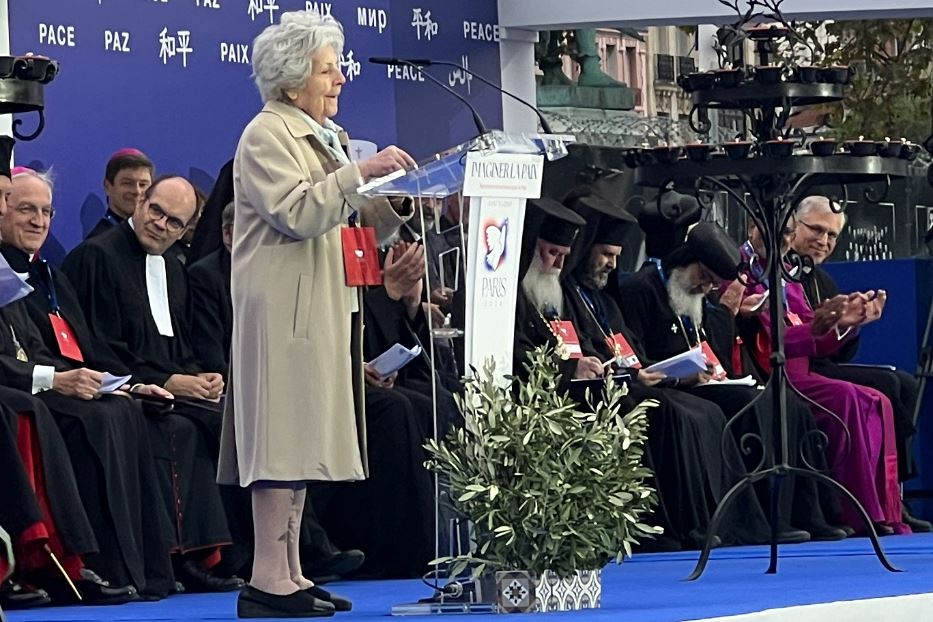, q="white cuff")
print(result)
[835,324,852,341]
[31,365,55,394]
